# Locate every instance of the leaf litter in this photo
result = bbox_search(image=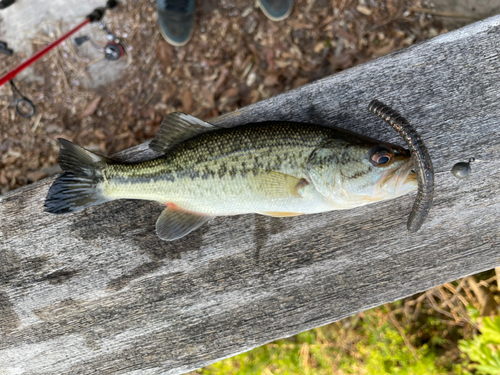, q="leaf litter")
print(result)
[0,0,445,194]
